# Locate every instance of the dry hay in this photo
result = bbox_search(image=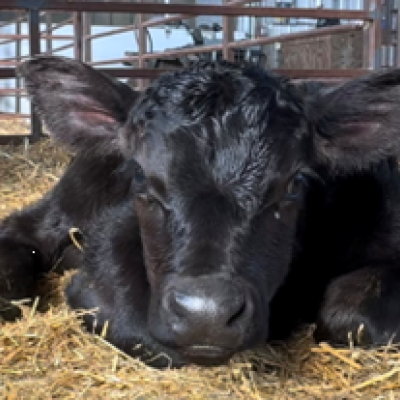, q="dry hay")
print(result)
[0,119,30,136]
[1,138,400,399]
